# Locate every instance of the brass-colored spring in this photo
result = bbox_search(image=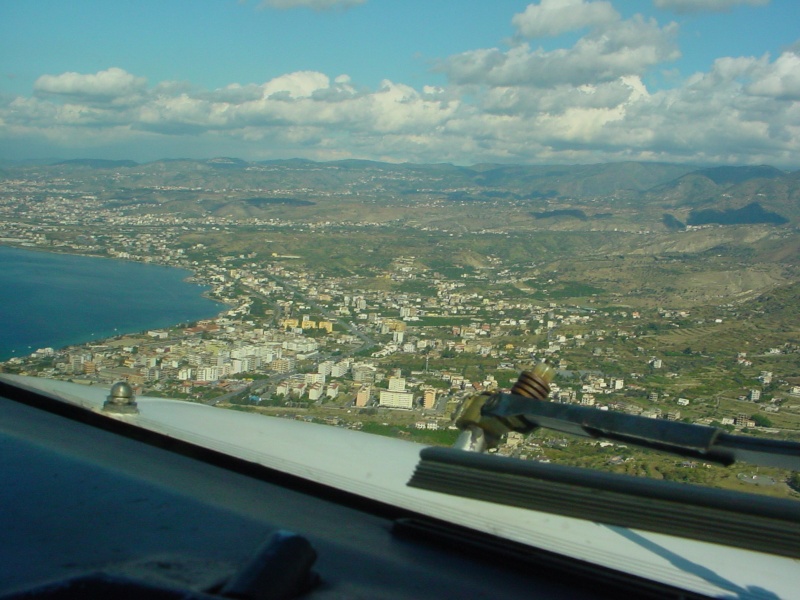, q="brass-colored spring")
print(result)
[510,363,554,400]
